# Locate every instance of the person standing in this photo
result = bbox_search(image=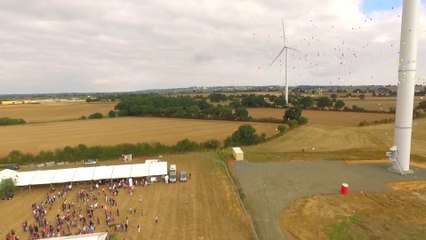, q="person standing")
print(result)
[137,224,141,233]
